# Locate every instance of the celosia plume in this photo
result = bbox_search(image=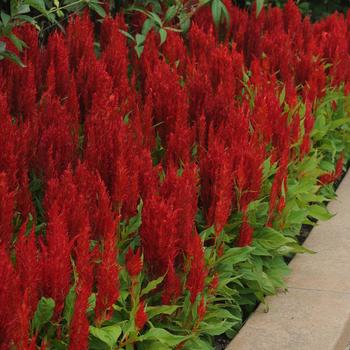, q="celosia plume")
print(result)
[135,300,148,330]
[125,248,143,277]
